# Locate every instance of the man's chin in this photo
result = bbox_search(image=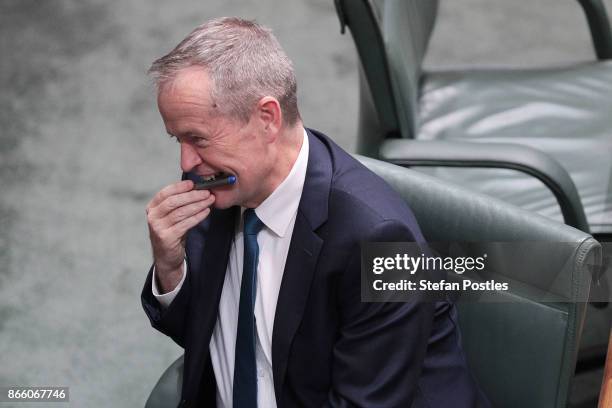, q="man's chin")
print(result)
[209,187,239,210]
[212,199,234,210]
